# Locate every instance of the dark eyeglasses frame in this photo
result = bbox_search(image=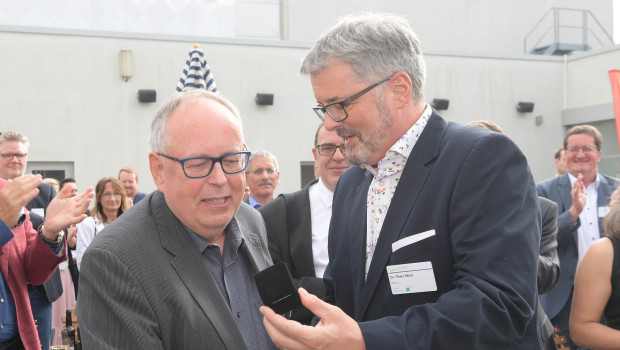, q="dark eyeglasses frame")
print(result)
[158,151,251,178]
[312,75,392,122]
[316,143,346,156]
